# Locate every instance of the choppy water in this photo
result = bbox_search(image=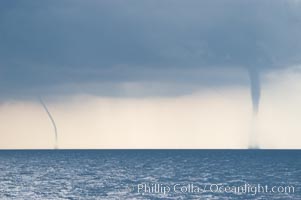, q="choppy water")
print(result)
[0,150,300,199]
